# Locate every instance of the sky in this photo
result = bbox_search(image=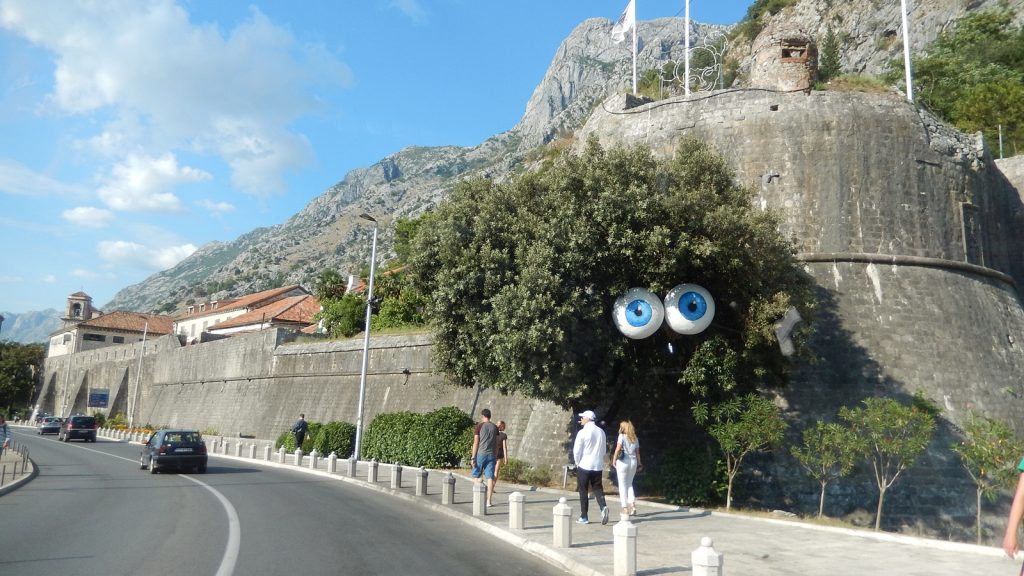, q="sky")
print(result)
[0,0,753,315]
